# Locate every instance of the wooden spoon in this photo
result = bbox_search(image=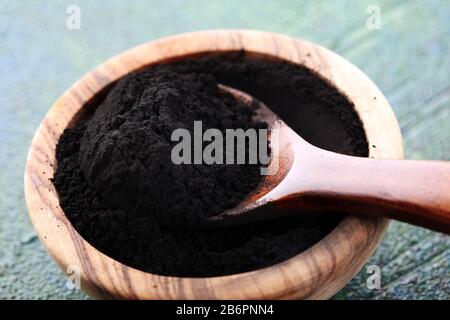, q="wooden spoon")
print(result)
[209,86,450,234]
